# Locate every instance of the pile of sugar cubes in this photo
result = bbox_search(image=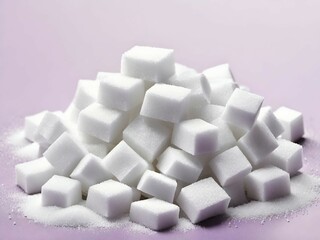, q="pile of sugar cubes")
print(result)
[15,46,305,231]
